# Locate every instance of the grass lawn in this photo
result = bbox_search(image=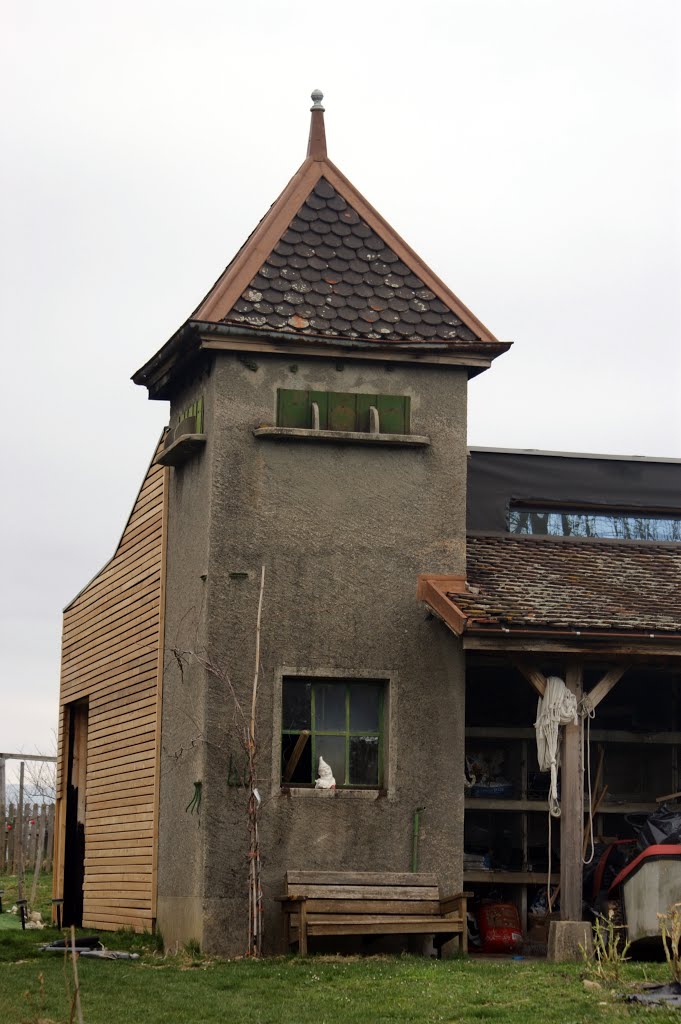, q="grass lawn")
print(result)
[0,870,54,922]
[1,930,679,1024]
[1,875,679,1023]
